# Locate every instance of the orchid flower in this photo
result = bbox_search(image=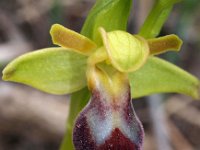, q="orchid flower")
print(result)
[2,0,199,149]
[2,23,199,149]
